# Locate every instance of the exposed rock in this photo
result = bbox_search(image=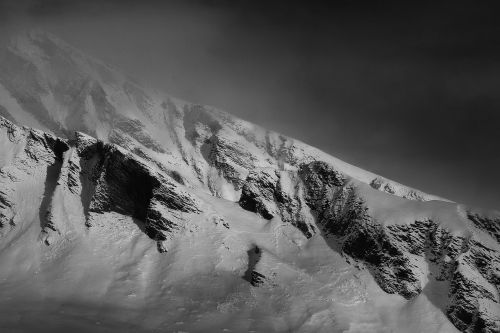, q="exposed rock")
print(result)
[243,246,266,287]
[239,169,279,220]
[239,168,316,237]
[0,117,202,251]
[80,142,202,251]
[370,176,433,201]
